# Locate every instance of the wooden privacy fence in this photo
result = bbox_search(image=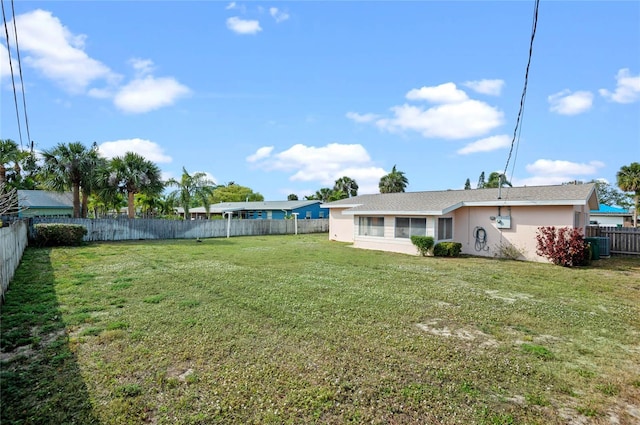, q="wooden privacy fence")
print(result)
[586,226,640,255]
[29,218,329,242]
[0,220,28,301]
